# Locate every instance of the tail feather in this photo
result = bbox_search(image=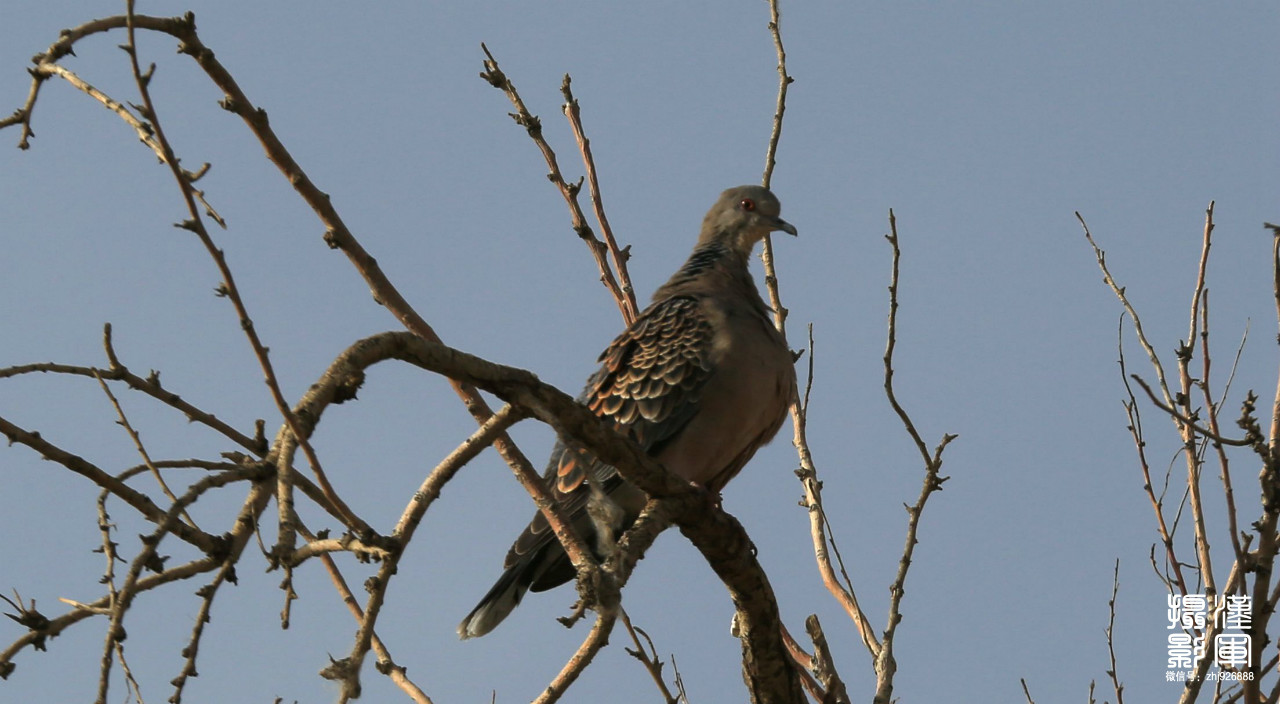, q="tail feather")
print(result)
[457,562,530,639]
[459,478,637,638]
